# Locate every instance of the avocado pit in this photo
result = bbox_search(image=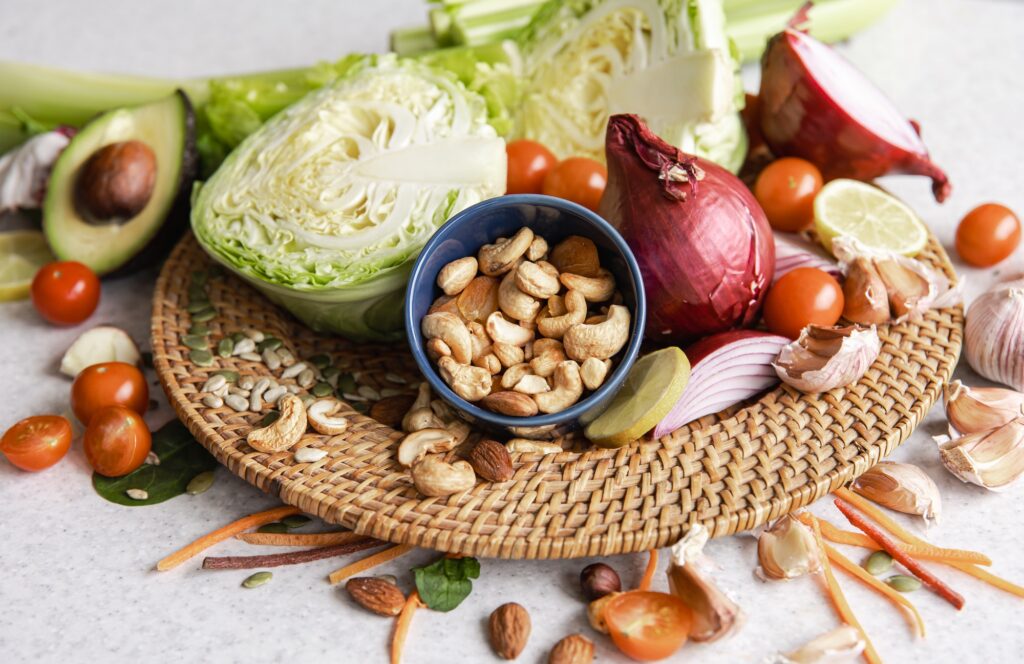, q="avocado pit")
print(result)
[74,140,156,223]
